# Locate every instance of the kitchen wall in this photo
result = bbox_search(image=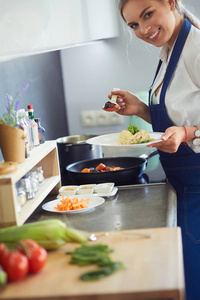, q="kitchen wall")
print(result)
[0,51,68,160]
[60,22,159,135]
[60,0,200,136]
